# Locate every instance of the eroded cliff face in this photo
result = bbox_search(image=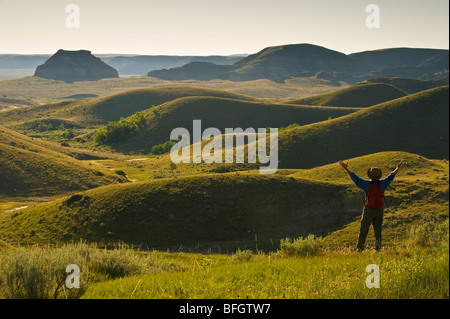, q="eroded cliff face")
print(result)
[34,49,119,83]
